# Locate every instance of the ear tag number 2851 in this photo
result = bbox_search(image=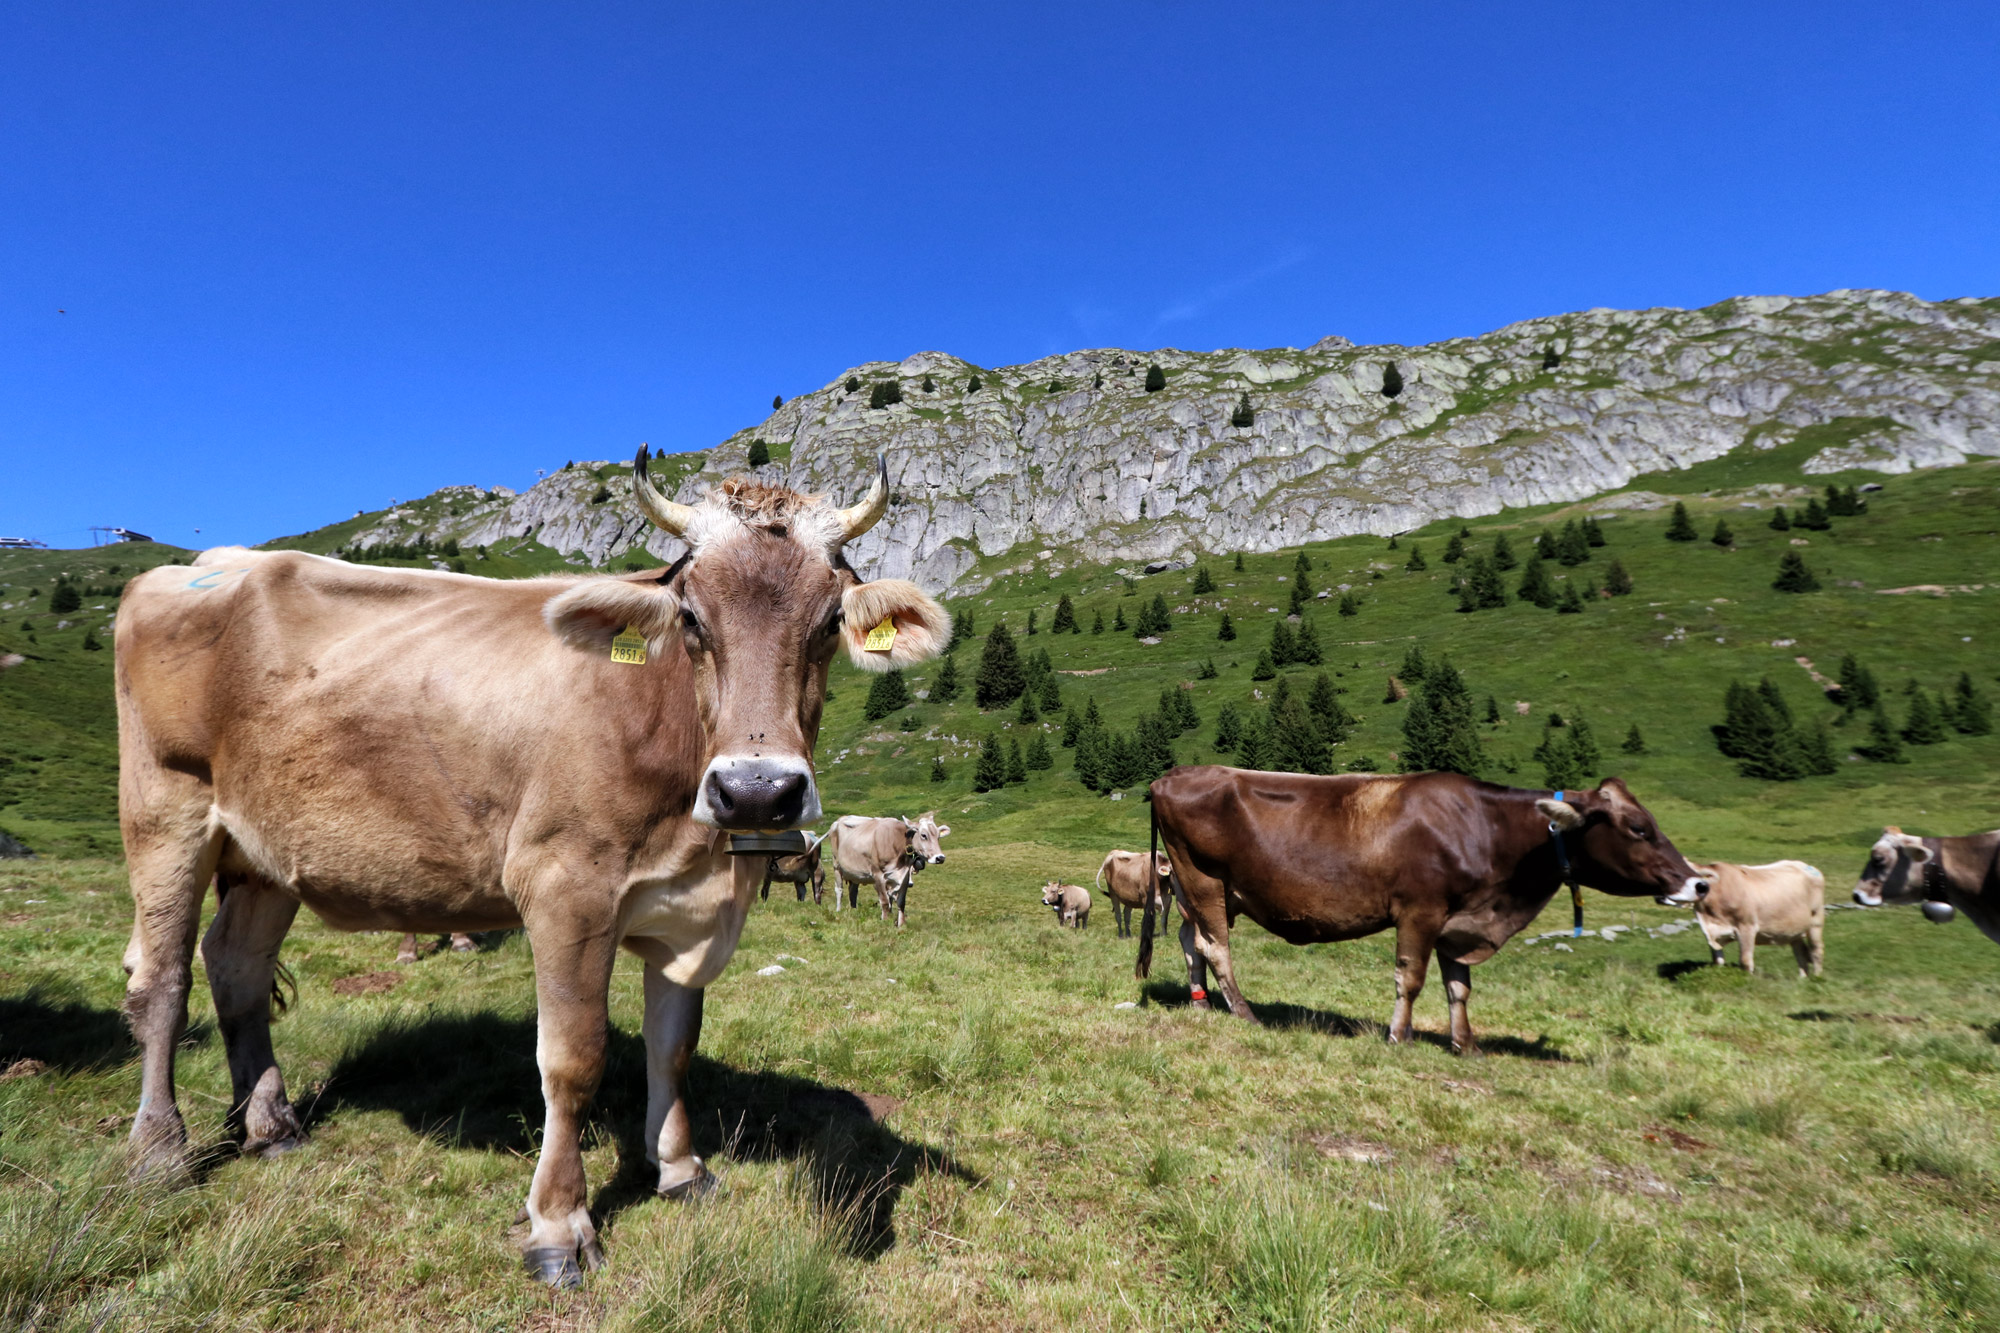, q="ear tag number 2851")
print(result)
[609,625,648,665]
[862,616,898,653]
